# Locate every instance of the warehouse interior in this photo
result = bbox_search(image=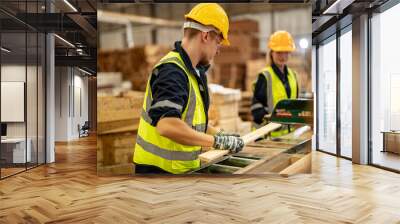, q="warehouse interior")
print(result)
[97,3,313,175]
[0,1,400,223]
[0,0,97,179]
